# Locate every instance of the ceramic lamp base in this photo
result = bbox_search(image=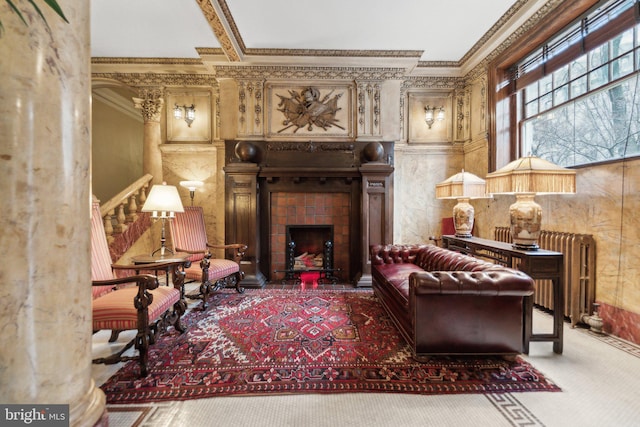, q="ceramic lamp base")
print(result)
[509,193,541,250]
[453,198,474,238]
